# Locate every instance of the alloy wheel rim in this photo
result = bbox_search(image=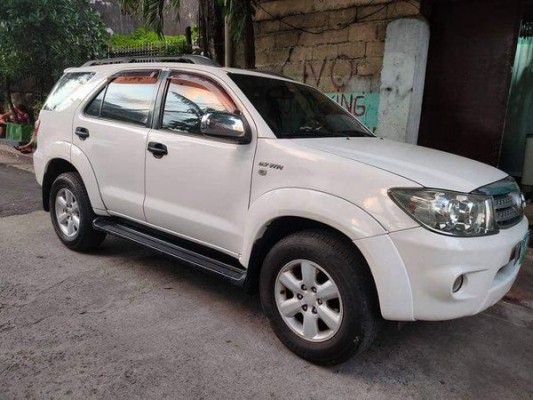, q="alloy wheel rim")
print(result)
[275,259,343,342]
[55,188,80,239]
